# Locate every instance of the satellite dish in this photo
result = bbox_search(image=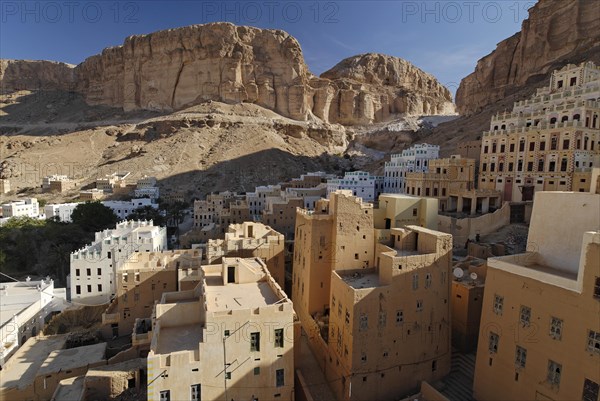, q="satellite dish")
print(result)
[453,268,464,279]
[470,272,478,281]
